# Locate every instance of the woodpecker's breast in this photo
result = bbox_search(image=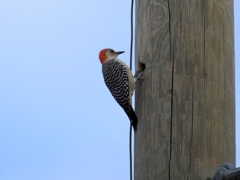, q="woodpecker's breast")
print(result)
[102,59,130,109]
